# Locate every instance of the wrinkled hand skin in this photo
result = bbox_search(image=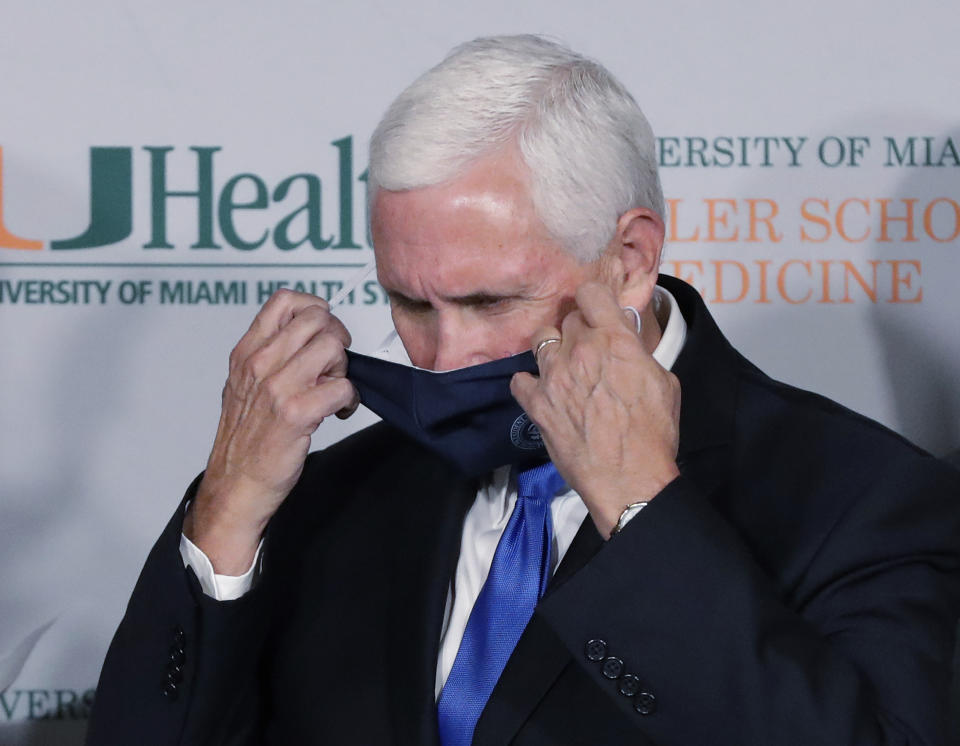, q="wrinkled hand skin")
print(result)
[510,282,681,538]
[184,289,360,574]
